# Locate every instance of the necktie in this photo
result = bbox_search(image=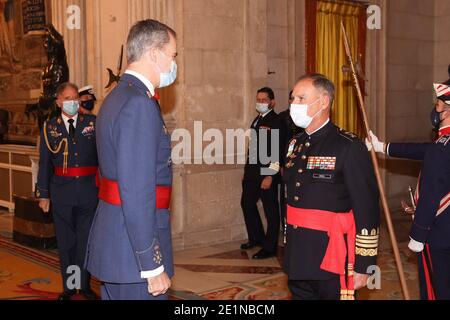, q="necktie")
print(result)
[68,119,75,138]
